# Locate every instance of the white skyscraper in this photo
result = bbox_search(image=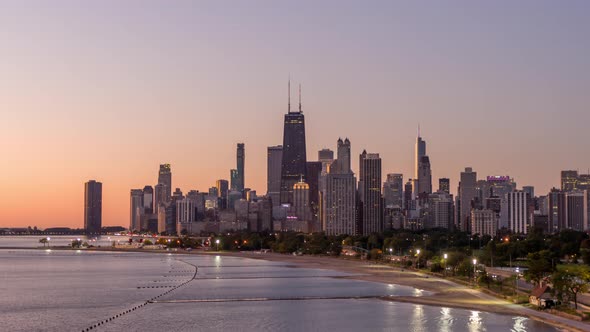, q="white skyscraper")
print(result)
[507,191,530,234]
